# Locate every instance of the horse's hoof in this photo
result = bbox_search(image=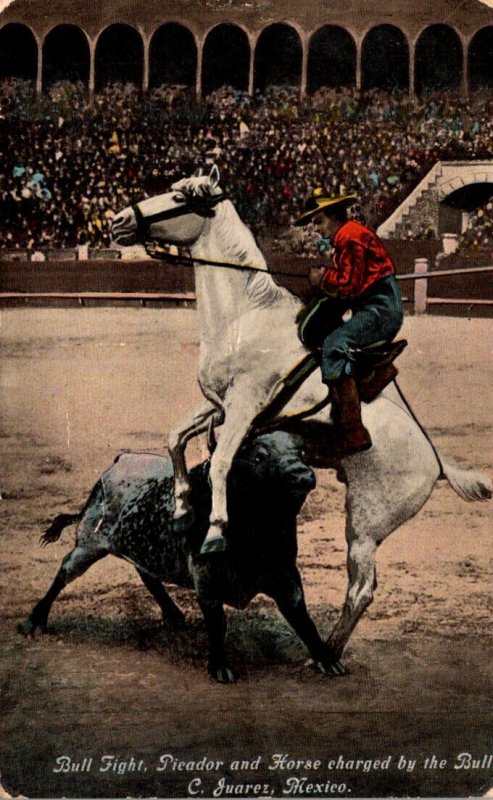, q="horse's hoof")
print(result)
[199,534,227,555]
[172,509,196,534]
[209,664,235,684]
